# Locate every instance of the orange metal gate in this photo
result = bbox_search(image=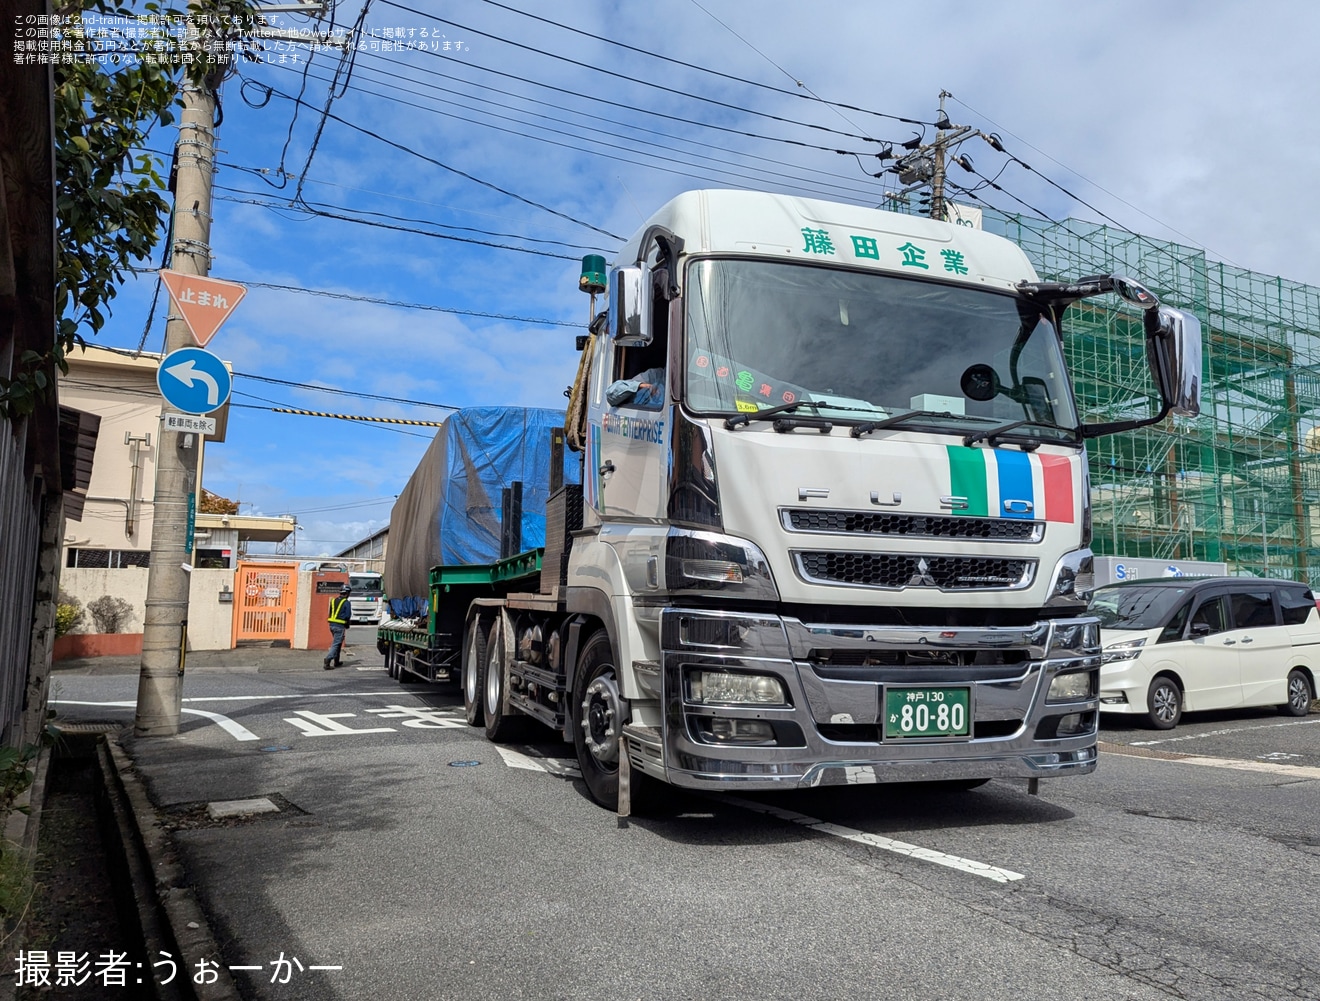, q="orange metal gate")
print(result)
[233,562,297,644]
